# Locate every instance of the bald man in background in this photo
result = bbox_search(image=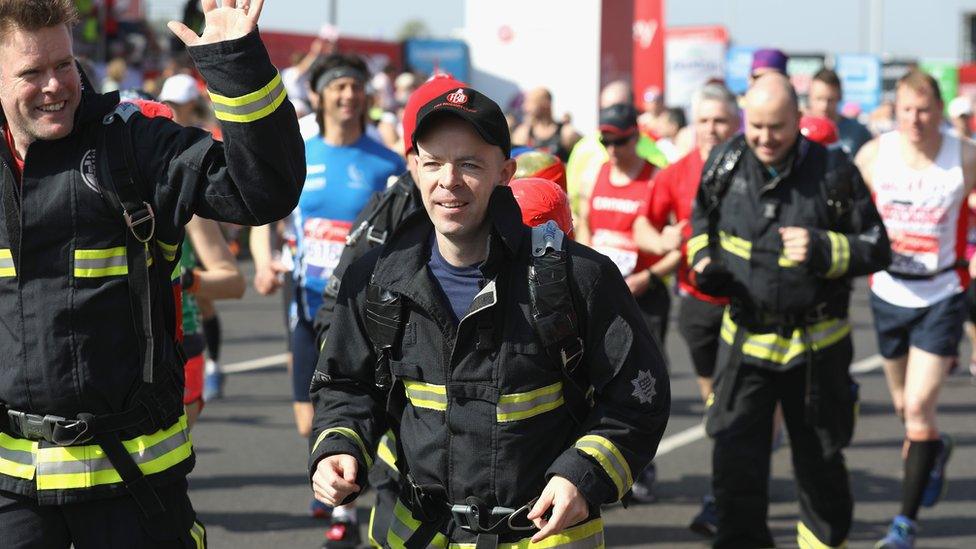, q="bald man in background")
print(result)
[512,86,581,162]
[687,74,890,548]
